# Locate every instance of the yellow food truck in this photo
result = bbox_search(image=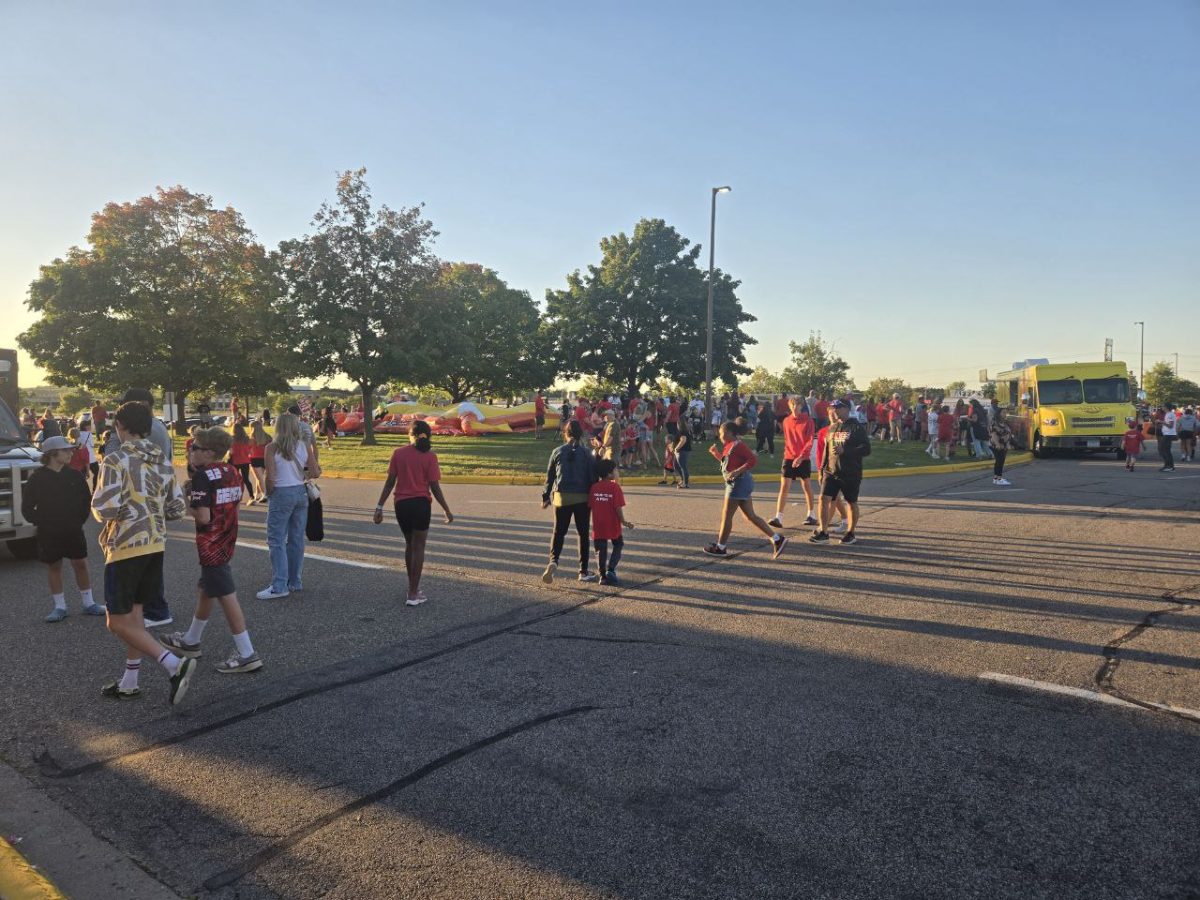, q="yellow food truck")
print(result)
[995,359,1135,458]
